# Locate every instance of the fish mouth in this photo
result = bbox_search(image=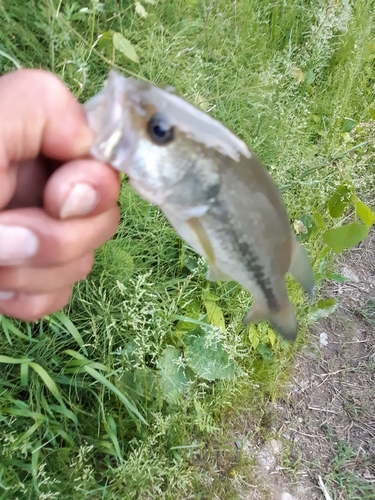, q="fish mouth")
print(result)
[84,72,137,174]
